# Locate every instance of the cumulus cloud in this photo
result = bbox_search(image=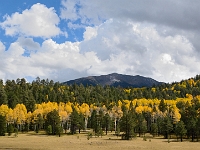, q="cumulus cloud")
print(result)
[0,1,200,83]
[60,0,80,21]
[17,37,40,51]
[83,26,98,41]
[1,19,199,83]
[0,3,61,38]
[79,20,199,82]
[0,41,5,54]
[60,0,200,30]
